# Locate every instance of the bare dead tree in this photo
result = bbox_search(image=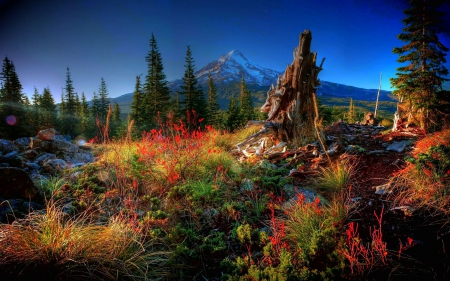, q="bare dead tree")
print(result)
[237,30,326,157]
